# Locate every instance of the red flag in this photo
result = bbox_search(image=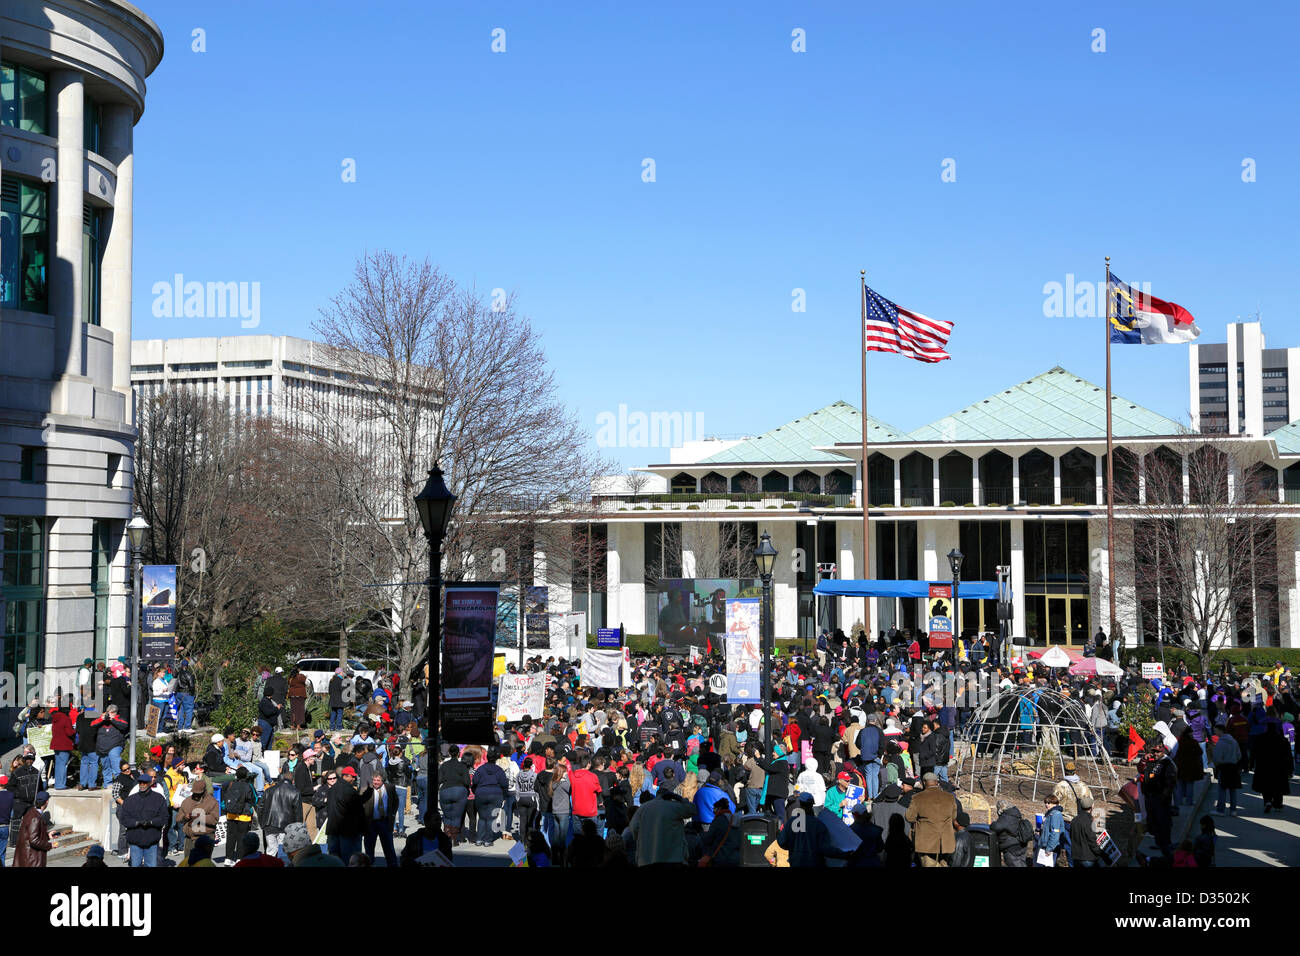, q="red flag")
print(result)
[1127,726,1145,762]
